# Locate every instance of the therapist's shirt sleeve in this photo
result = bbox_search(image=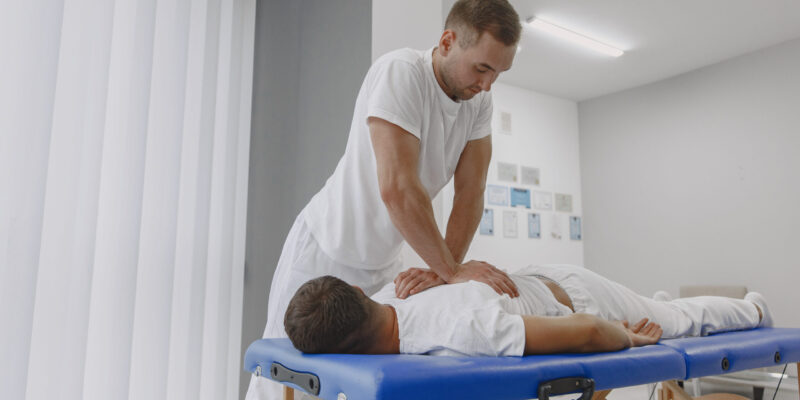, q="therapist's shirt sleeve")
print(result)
[469,91,493,141]
[365,59,425,139]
